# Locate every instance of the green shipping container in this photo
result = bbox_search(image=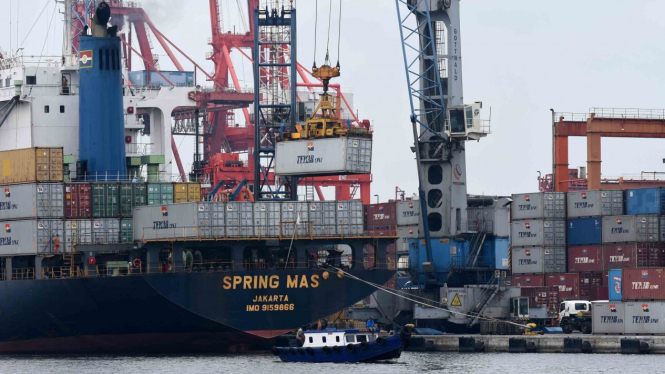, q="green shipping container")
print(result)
[120,183,147,217]
[120,219,133,243]
[147,183,174,205]
[92,183,120,218]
